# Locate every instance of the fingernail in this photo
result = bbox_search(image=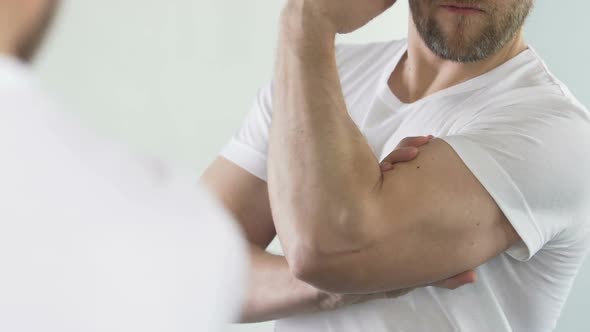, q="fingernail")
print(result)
[428,135,435,140]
